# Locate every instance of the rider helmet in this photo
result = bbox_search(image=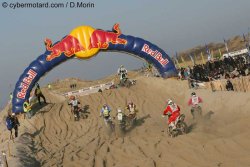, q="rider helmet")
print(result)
[167,99,173,105]
[70,95,75,100]
[191,92,196,96]
[117,109,122,113]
